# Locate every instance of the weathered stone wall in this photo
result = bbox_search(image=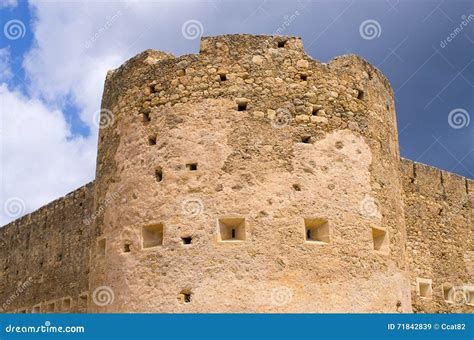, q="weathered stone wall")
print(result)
[0,182,94,313]
[89,34,412,312]
[0,35,471,314]
[401,159,473,313]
